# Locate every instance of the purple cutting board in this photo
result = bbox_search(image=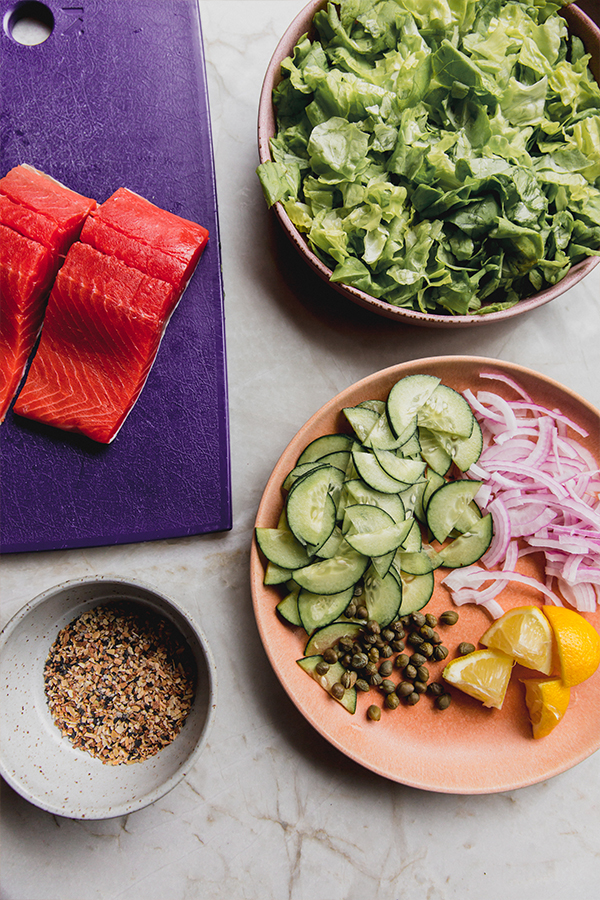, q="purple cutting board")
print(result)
[0,0,231,552]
